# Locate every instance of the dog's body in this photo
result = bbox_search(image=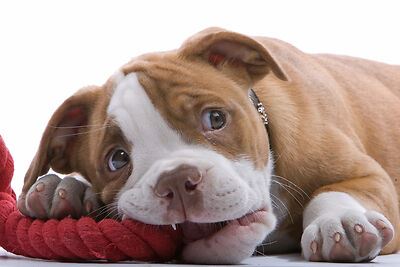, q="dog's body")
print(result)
[18,28,399,263]
[252,40,400,256]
